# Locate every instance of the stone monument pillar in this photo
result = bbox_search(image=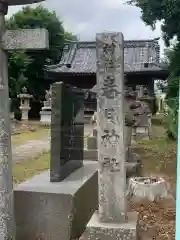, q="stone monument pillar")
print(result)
[132,100,151,140]
[18,86,32,121]
[124,88,141,177]
[80,32,138,240]
[9,98,15,132]
[126,86,152,141]
[156,91,167,115]
[136,85,144,99]
[124,87,136,145]
[0,1,49,239]
[40,86,52,124]
[161,92,168,114]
